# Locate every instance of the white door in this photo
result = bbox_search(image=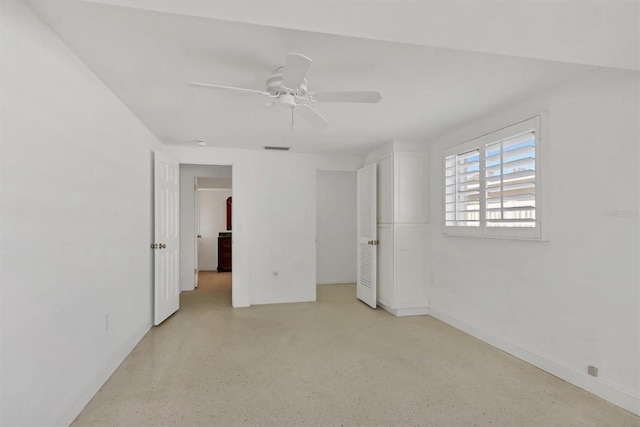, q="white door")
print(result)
[154,151,180,325]
[357,163,377,308]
